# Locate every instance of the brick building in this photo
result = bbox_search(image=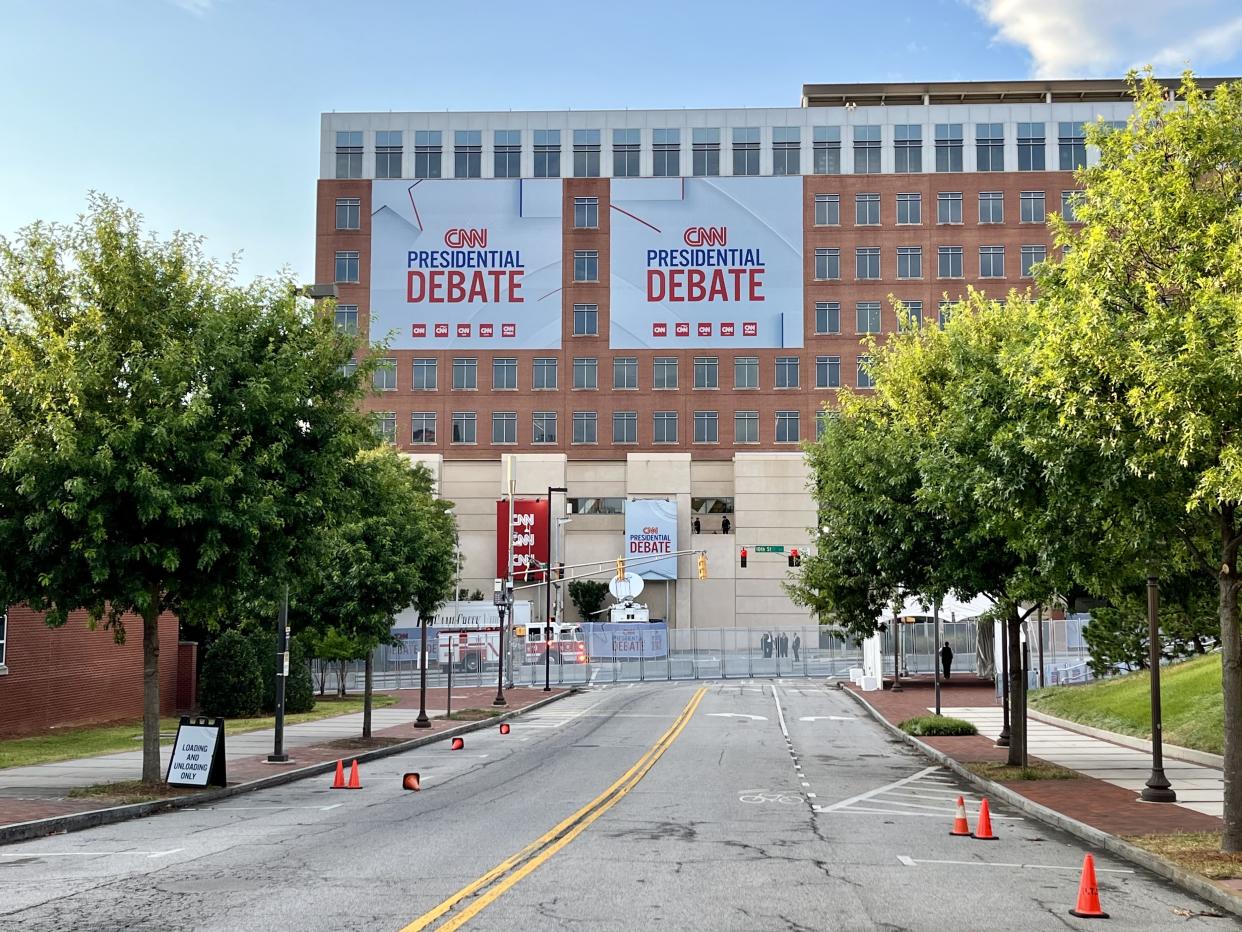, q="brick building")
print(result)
[314,78,1208,631]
